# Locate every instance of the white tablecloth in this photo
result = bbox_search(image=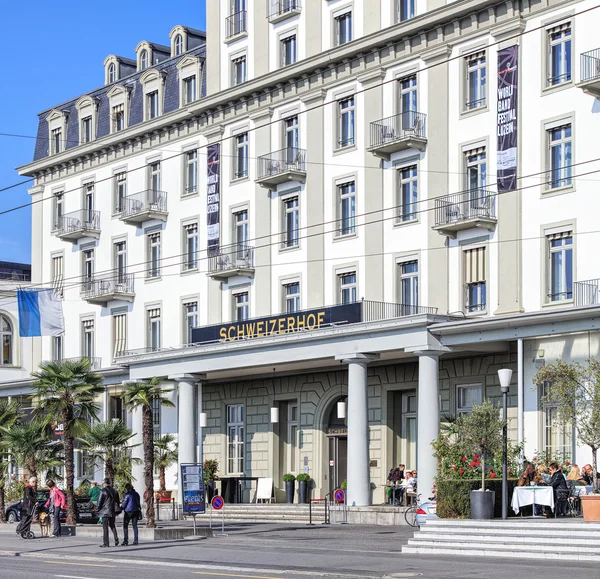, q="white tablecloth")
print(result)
[511,486,555,514]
